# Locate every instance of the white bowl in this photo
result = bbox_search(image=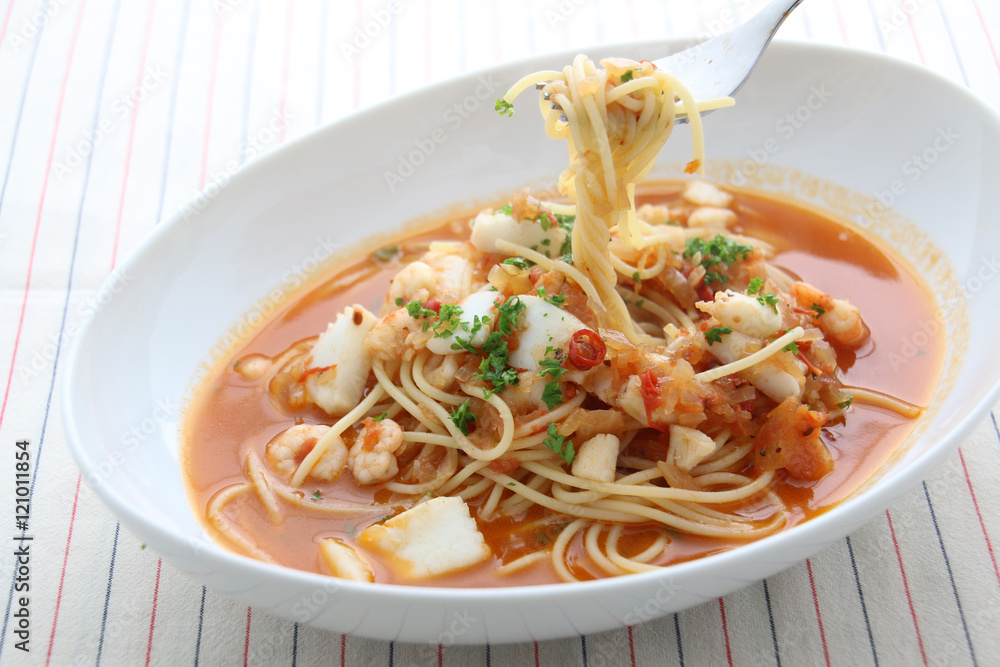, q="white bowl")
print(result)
[63,40,1000,644]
